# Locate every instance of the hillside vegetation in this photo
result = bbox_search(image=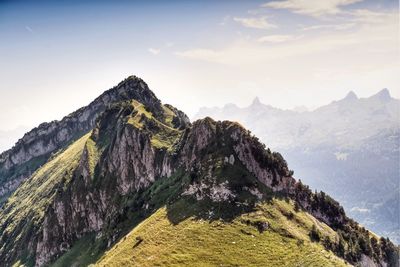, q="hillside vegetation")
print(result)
[0,133,90,265]
[96,199,348,267]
